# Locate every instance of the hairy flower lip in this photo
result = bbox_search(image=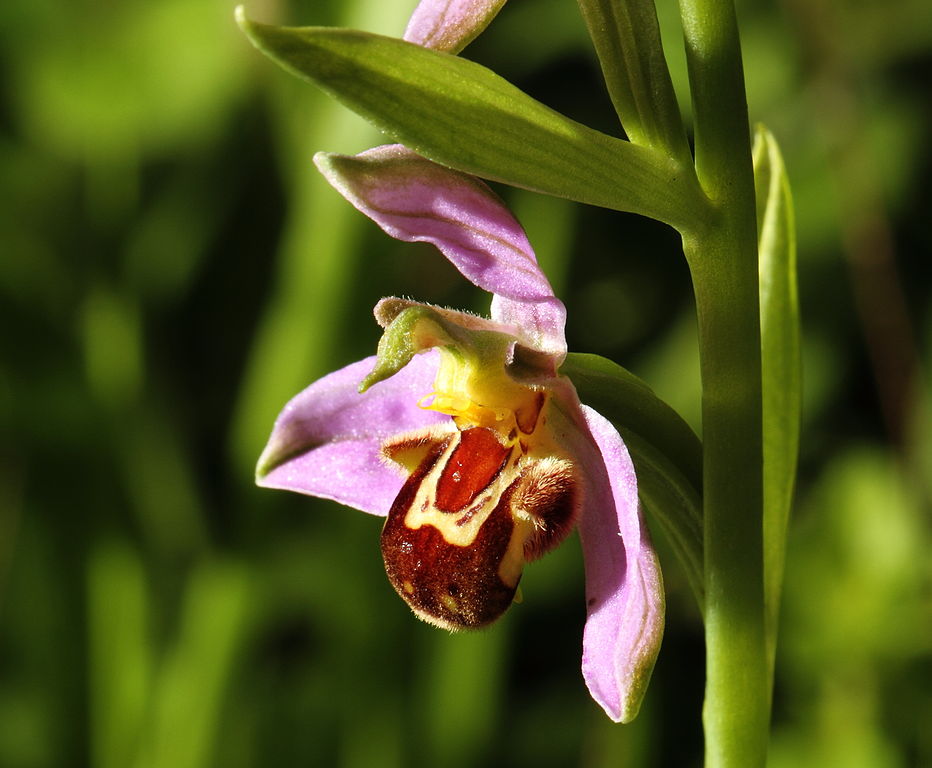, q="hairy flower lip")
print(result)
[379,422,580,631]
